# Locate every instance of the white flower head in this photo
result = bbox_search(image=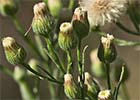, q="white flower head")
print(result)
[64,73,73,84]
[101,34,114,49]
[2,37,18,51]
[98,90,111,100]
[80,0,127,27]
[33,2,47,16]
[84,72,92,85]
[73,7,87,21]
[2,37,16,48]
[60,22,73,34]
